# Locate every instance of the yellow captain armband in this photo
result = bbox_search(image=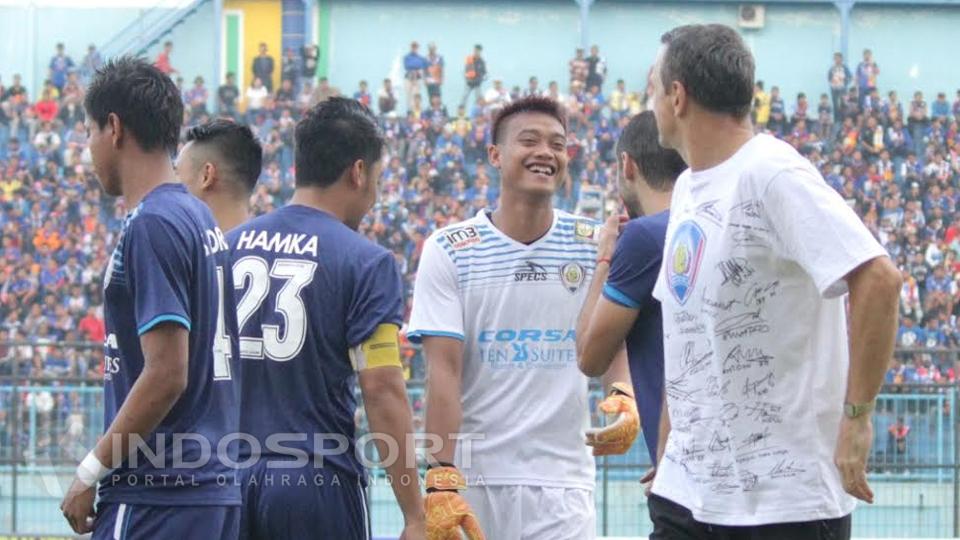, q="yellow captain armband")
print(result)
[350,323,402,371]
